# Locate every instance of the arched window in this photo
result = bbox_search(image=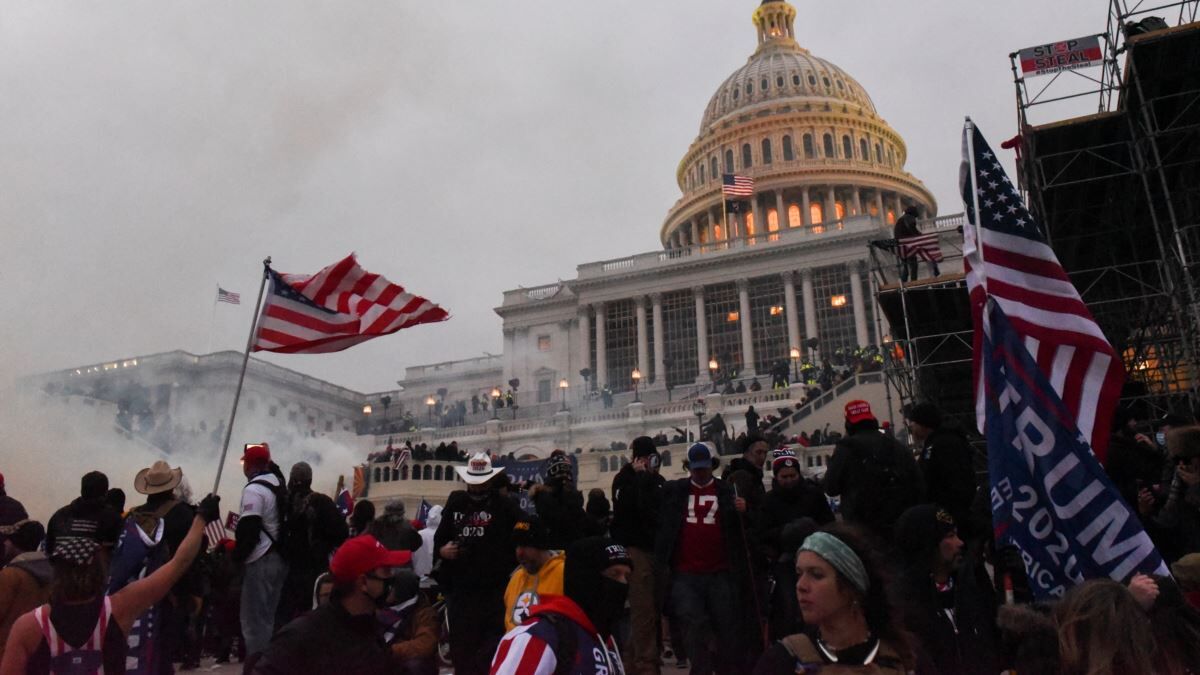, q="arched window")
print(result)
[699,163,705,183]
[422,465,433,480]
[741,143,753,169]
[792,74,801,86]
[401,465,409,480]
[842,135,853,160]
[600,456,608,472]
[761,138,772,164]
[724,149,734,173]
[713,222,725,240]
[823,134,835,158]
[810,201,824,225]
[760,78,769,92]
[392,468,399,481]
[886,209,896,224]
[776,75,784,88]
[803,134,815,159]
[888,147,896,167]
[744,212,755,235]
[788,204,802,227]
[782,135,794,161]
[835,202,846,220]
[413,466,422,481]
[767,208,779,232]
[860,138,869,161]
[373,467,381,483]
[875,143,883,163]
[710,156,719,180]
[434,465,442,480]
